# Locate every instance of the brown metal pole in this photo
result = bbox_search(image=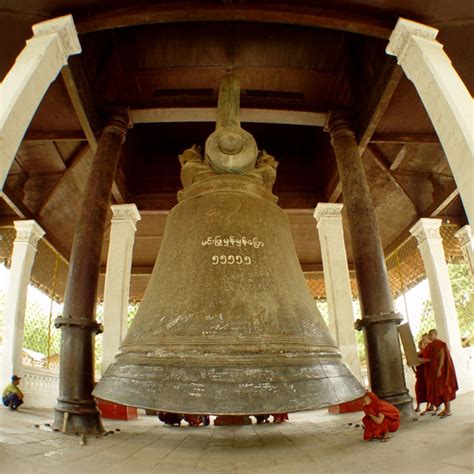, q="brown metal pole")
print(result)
[53,110,129,435]
[326,111,414,416]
